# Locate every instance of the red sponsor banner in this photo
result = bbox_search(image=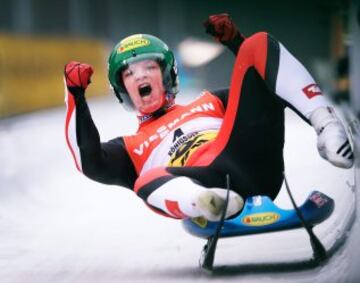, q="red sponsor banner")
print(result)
[302,83,322,99]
